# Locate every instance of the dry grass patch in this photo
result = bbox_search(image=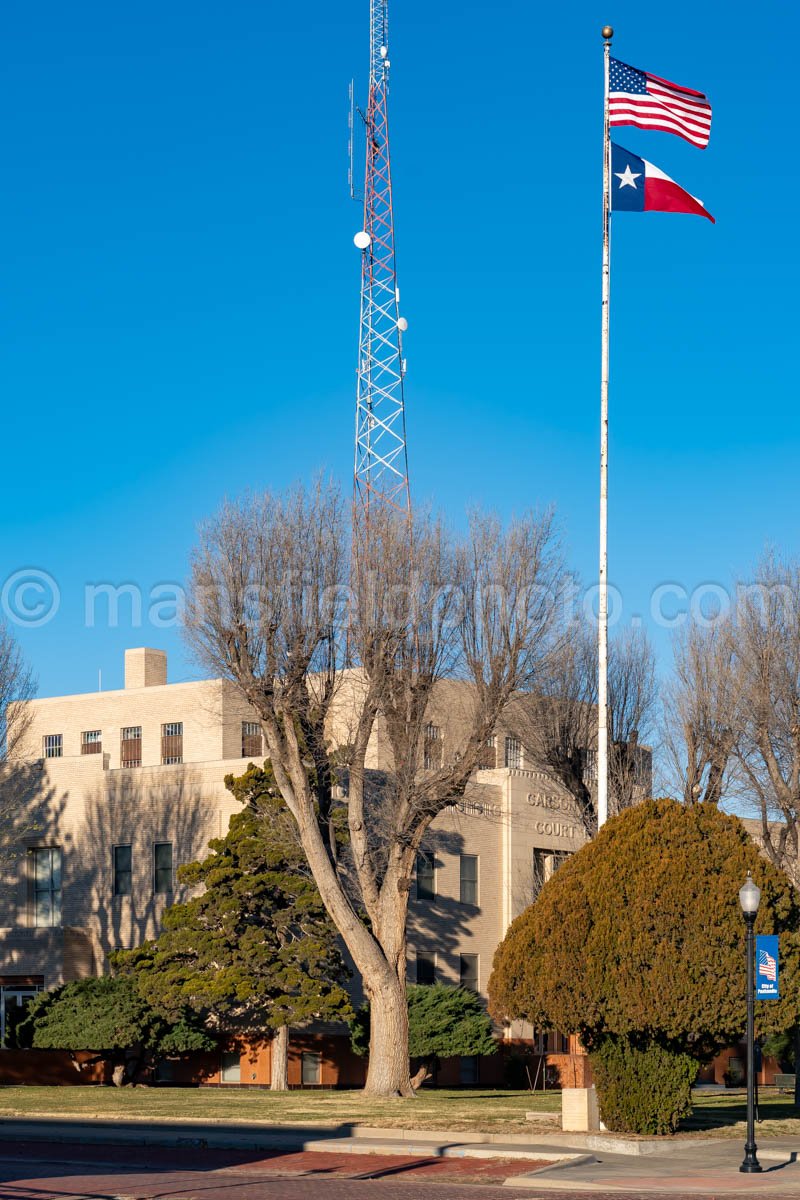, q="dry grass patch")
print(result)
[0,1086,559,1132]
